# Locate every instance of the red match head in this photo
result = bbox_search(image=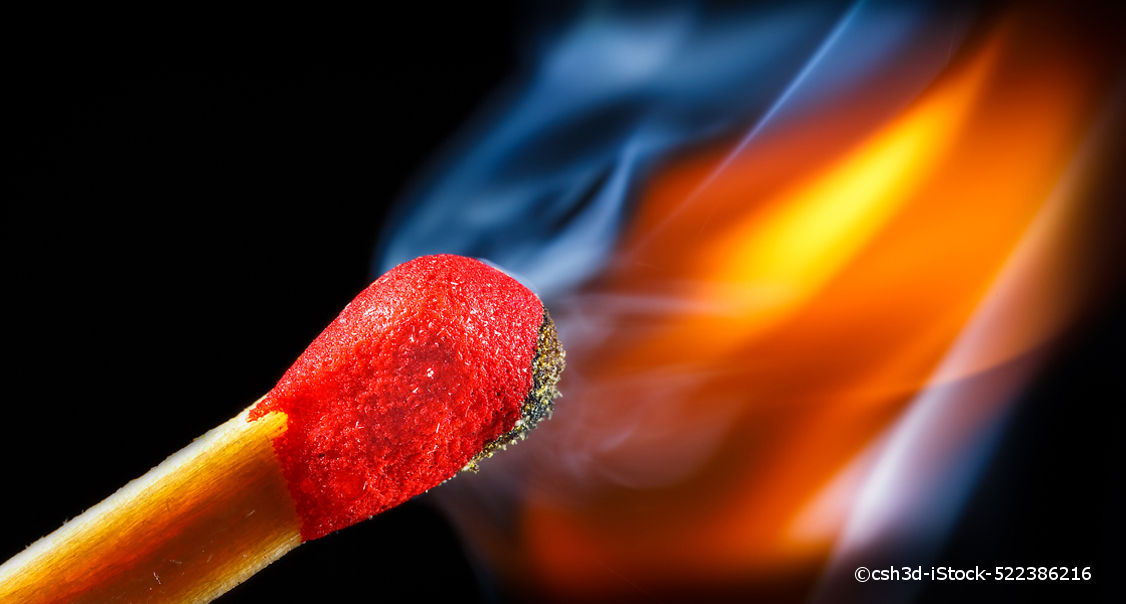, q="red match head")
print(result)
[250,254,563,540]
